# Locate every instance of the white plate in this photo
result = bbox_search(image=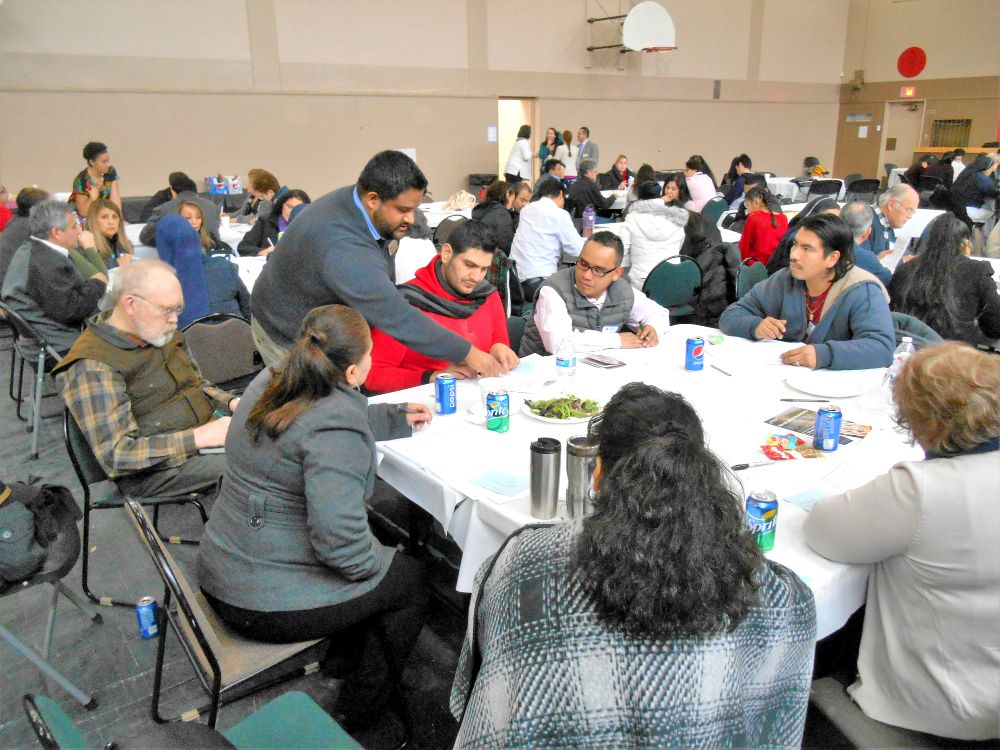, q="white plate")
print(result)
[785,368,881,399]
[521,400,601,424]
